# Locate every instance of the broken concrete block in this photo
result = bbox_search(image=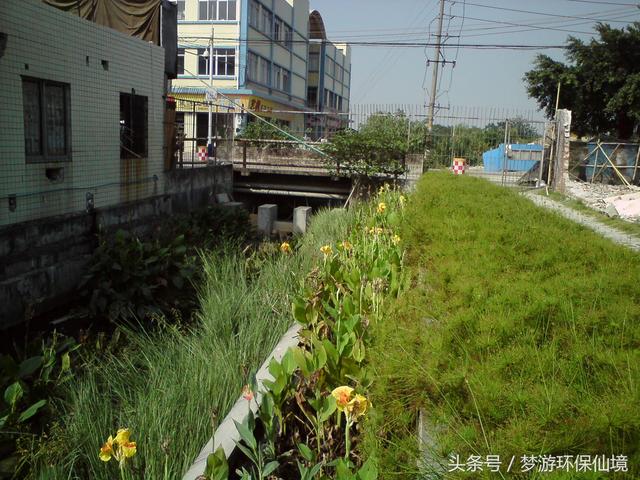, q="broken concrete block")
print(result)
[608,192,640,219]
[605,204,619,218]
